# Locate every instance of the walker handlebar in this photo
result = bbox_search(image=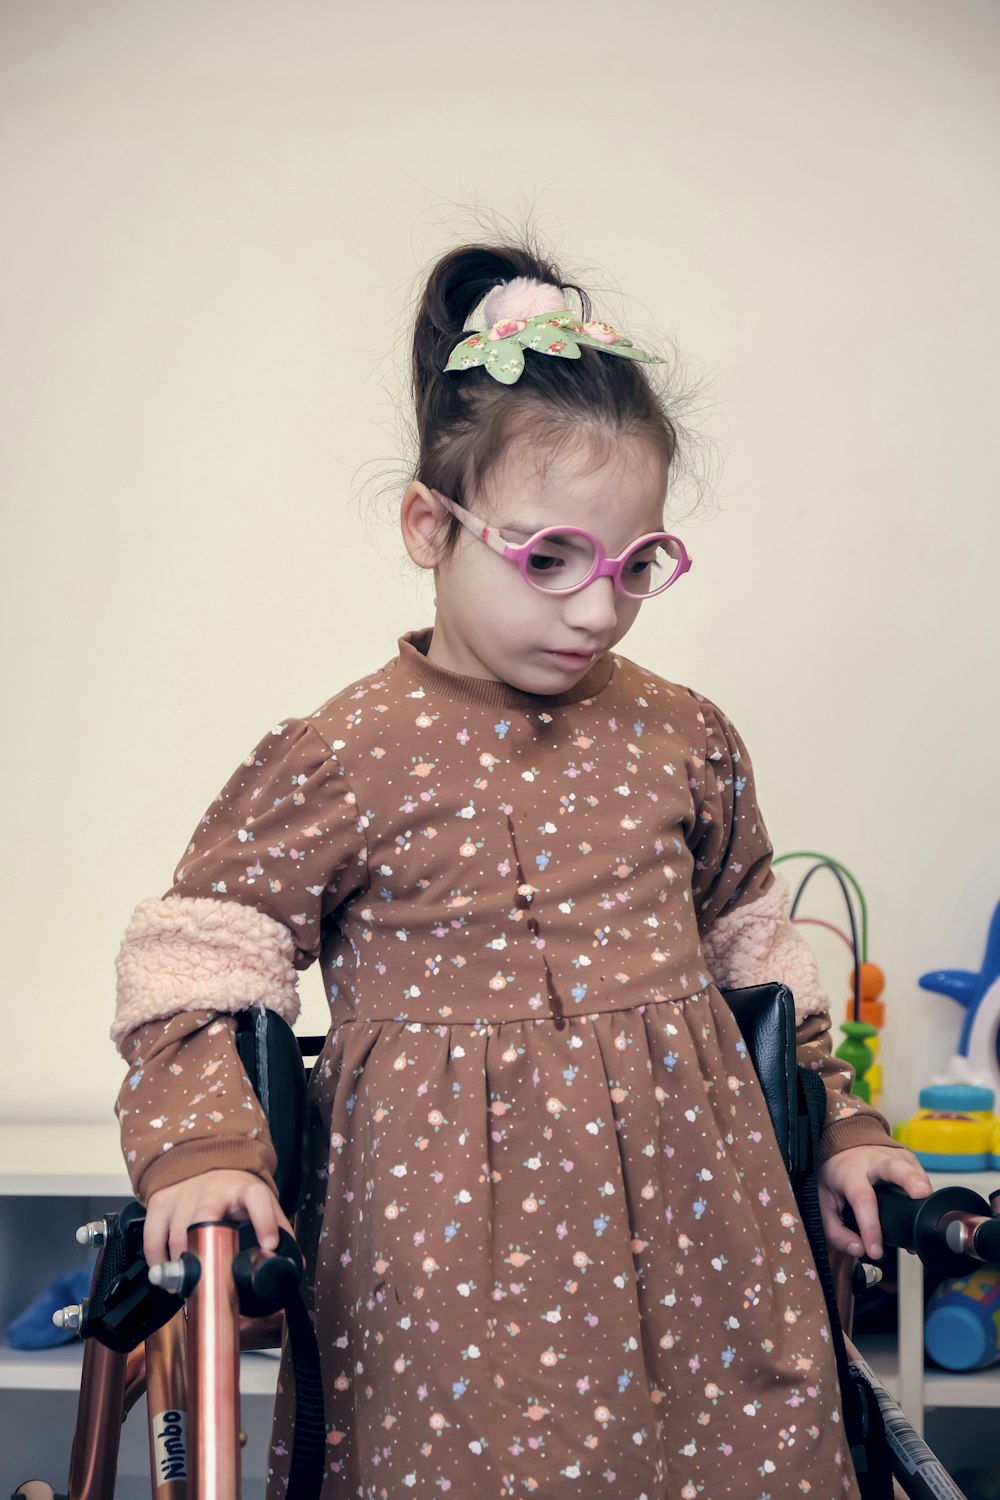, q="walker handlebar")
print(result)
[847,1182,1000,1277]
[80,1206,304,1353]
